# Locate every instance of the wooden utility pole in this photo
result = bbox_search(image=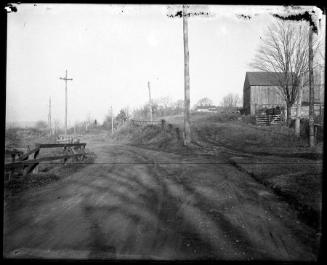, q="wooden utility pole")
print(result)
[148,81,153,122]
[111,106,114,134]
[183,5,191,145]
[295,75,303,137]
[59,70,73,138]
[48,97,52,137]
[318,16,325,118]
[308,26,315,147]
